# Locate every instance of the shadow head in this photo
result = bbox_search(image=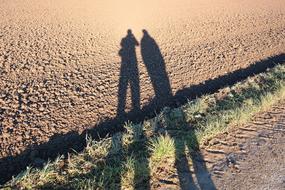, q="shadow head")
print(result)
[127,29,132,35]
[142,29,148,36]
